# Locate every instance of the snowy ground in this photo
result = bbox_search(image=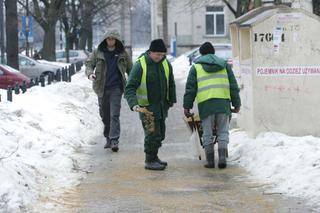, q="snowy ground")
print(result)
[0,54,319,211]
[0,69,102,212]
